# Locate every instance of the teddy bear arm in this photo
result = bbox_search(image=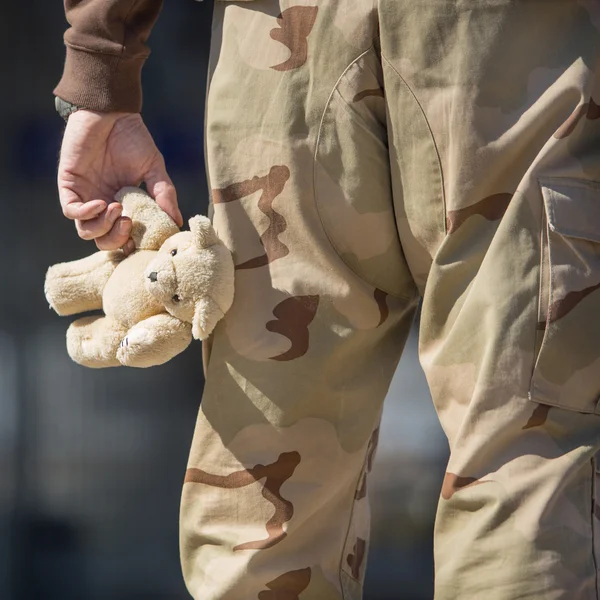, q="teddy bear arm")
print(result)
[117,314,192,368]
[117,187,180,251]
[45,251,122,316]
